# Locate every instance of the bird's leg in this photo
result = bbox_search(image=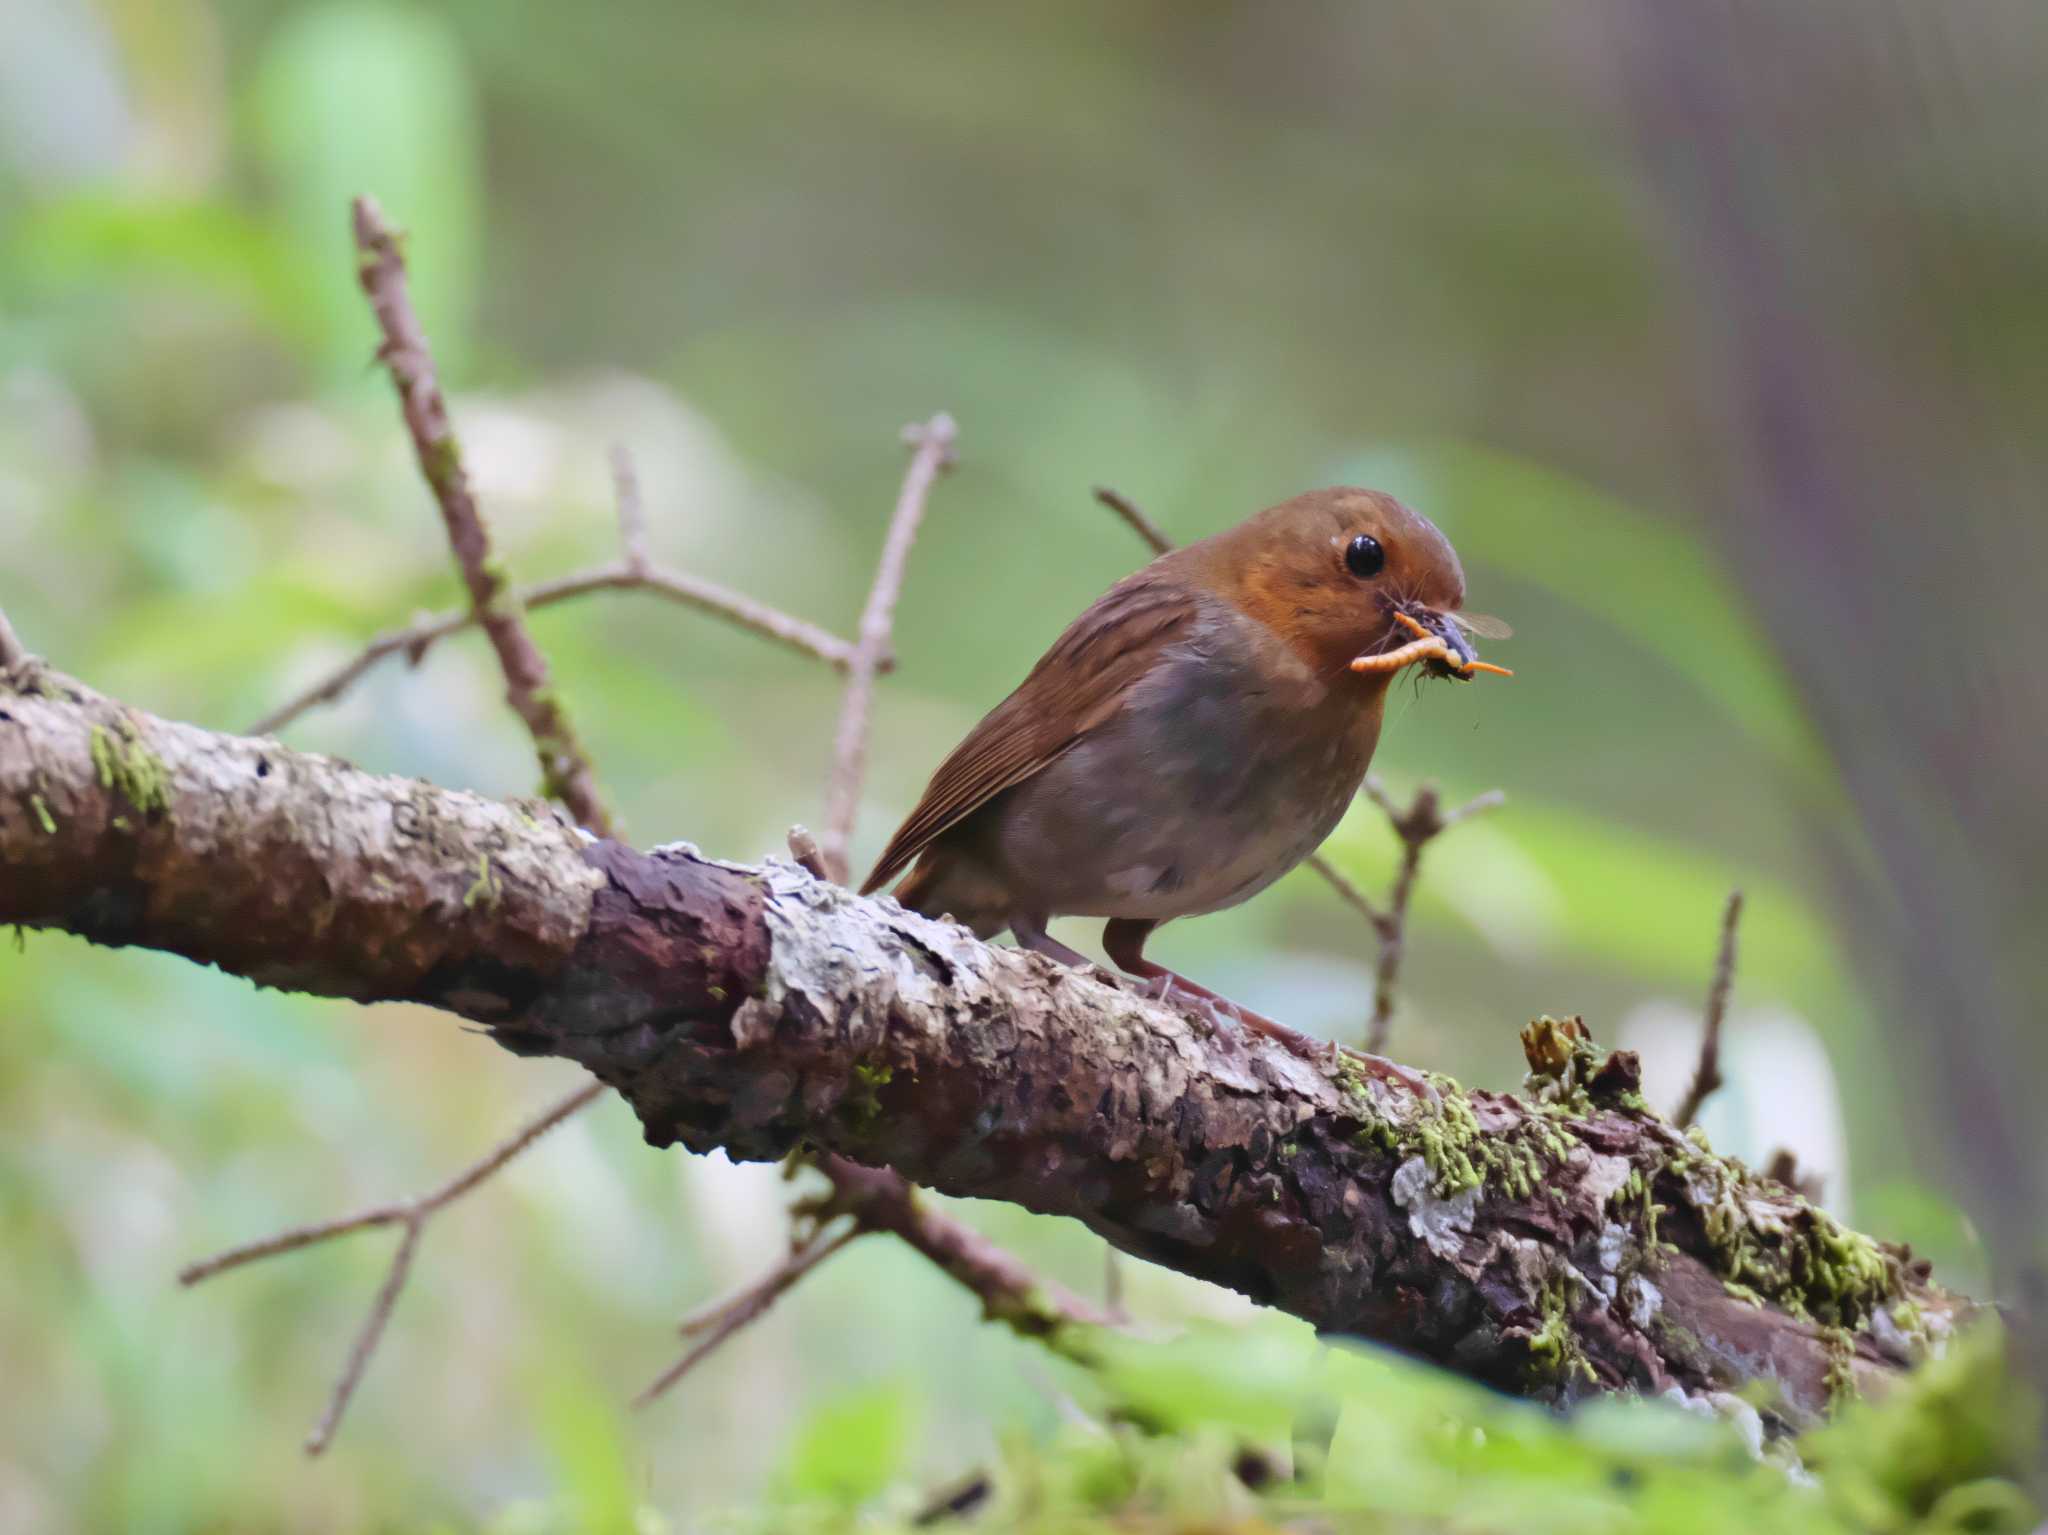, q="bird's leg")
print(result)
[1008,912,1096,970]
[1101,920,1435,1098]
